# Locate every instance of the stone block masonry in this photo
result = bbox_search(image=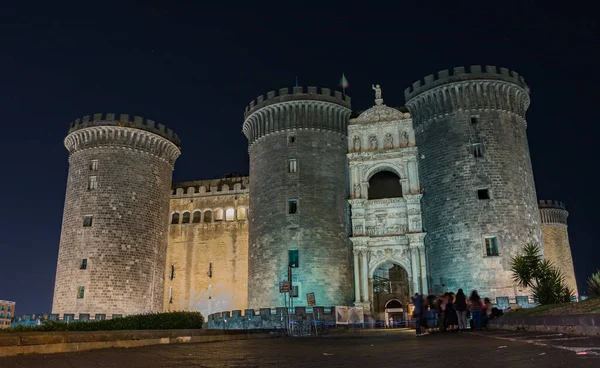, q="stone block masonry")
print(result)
[52,114,181,316]
[405,66,543,300]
